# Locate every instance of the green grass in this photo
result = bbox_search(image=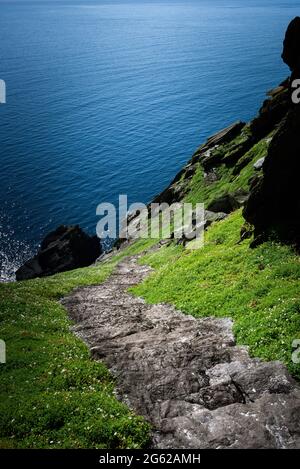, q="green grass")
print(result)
[0,243,153,449]
[185,136,270,207]
[2,93,299,453]
[132,211,300,380]
[1,207,299,449]
[1,202,299,448]
[1,122,299,449]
